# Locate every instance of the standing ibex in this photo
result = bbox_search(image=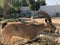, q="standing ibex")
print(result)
[1,19,56,45]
